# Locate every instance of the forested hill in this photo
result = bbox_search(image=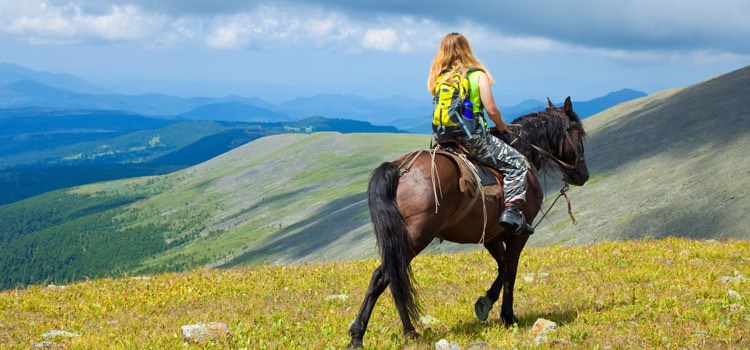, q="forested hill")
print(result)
[0,132,429,290]
[0,110,402,205]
